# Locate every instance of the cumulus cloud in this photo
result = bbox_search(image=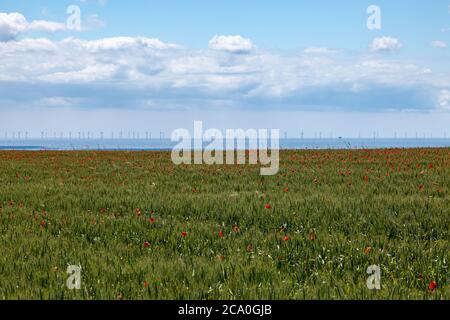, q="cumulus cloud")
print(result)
[0,12,28,41]
[0,12,65,41]
[0,38,56,53]
[208,35,253,54]
[431,40,447,48]
[0,31,449,112]
[39,64,120,83]
[62,36,179,52]
[371,36,402,52]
